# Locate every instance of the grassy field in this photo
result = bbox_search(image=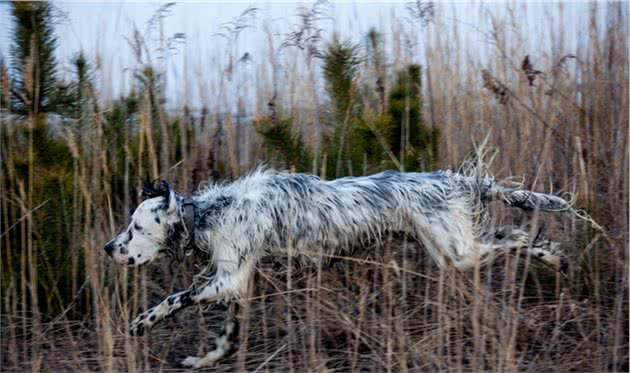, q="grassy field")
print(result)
[1,1,628,371]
